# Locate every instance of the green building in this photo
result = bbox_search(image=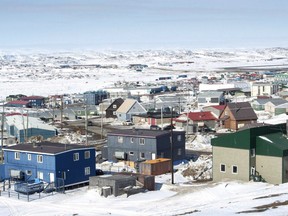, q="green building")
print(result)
[212,123,288,184]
